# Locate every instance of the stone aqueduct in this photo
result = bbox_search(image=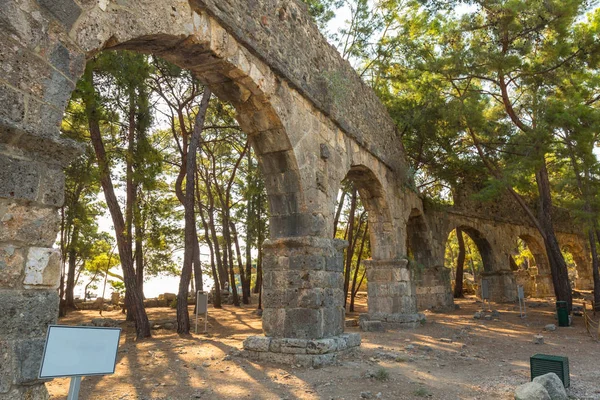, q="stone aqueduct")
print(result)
[0,0,592,398]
